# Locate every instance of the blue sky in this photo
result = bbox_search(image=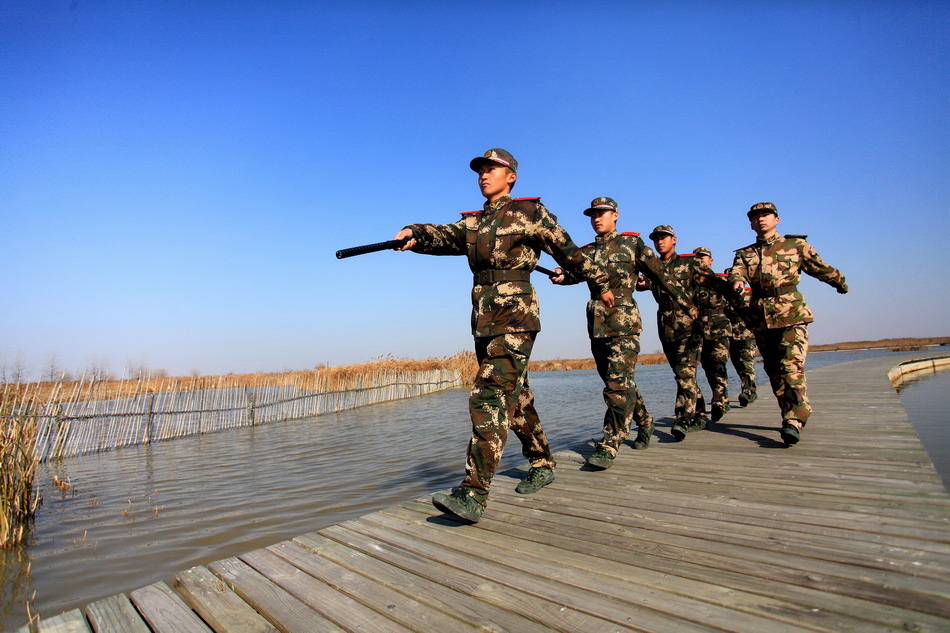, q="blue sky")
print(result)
[2,1,948,379]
